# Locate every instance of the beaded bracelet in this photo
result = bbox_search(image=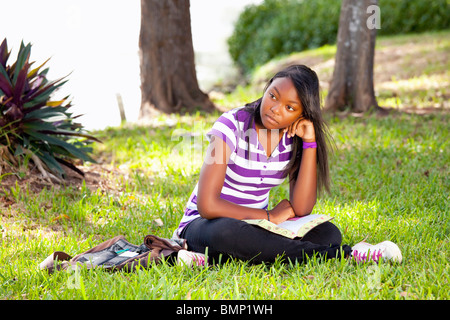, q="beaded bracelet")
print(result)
[303,141,317,149]
[265,209,270,221]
